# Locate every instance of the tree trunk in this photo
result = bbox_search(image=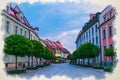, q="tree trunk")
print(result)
[93,57,96,65]
[15,55,17,71]
[36,58,38,66]
[83,59,84,65]
[111,56,113,66]
[39,58,40,65]
[39,58,41,65]
[88,58,90,65]
[31,56,33,67]
[28,56,30,67]
[109,57,111,66]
